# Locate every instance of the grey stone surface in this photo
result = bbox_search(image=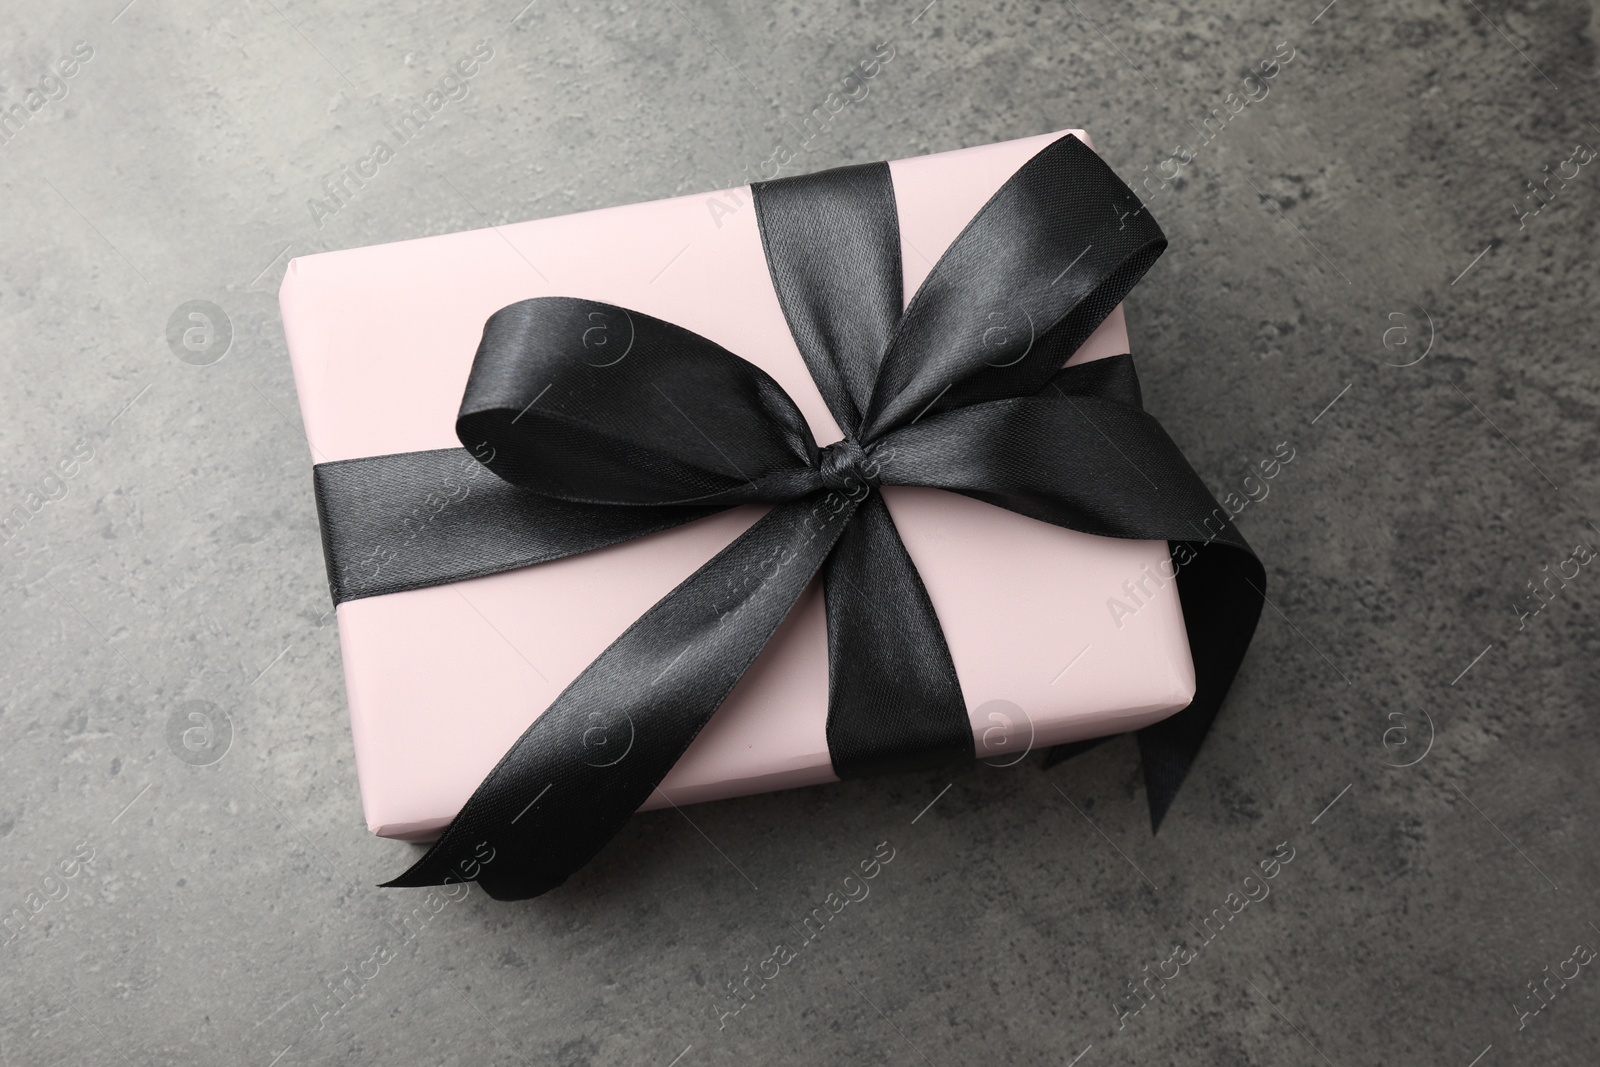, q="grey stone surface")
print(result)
[0,0,1597,1063]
